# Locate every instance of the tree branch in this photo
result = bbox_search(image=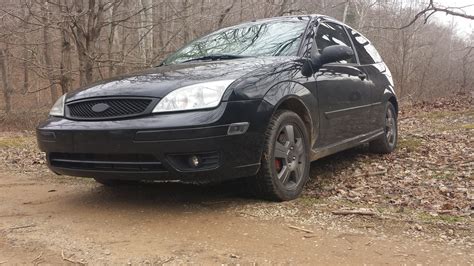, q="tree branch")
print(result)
[381,0,474,30]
